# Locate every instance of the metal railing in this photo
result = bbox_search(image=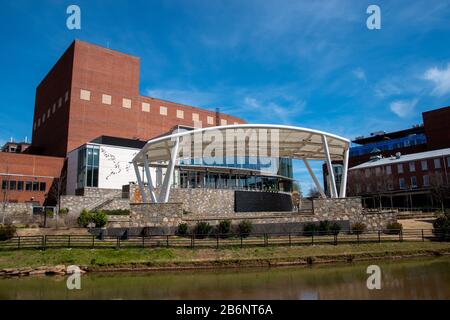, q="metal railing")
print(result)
[0,229,448,251]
